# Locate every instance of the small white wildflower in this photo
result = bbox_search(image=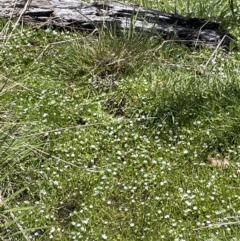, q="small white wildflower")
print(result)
[81,227,86,232]
[102,234,108,240]
[40,190,47,195]
[160,181,167,186]
[82,219,89,224]
[50,227,55,233]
